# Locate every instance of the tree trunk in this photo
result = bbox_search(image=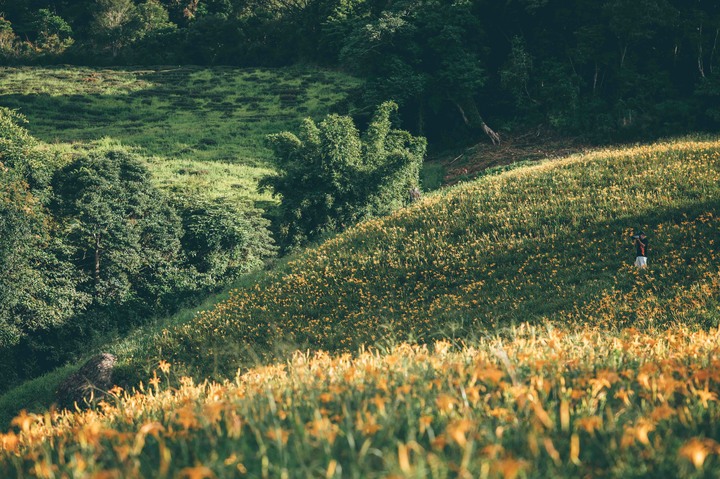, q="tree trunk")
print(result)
[698,24,706,78]
[481,122,501,145]
[593,63,599,95]
[451,98,500,145]
[417,103,425,135]
[711,28,719,74]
